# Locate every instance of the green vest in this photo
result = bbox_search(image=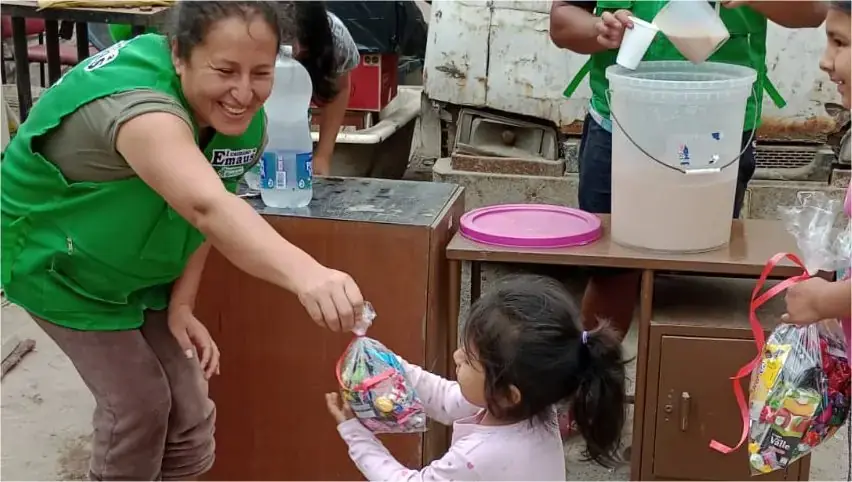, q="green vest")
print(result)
[0,34,265,331]
[109,23,158,43]
[563,1,787,131]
